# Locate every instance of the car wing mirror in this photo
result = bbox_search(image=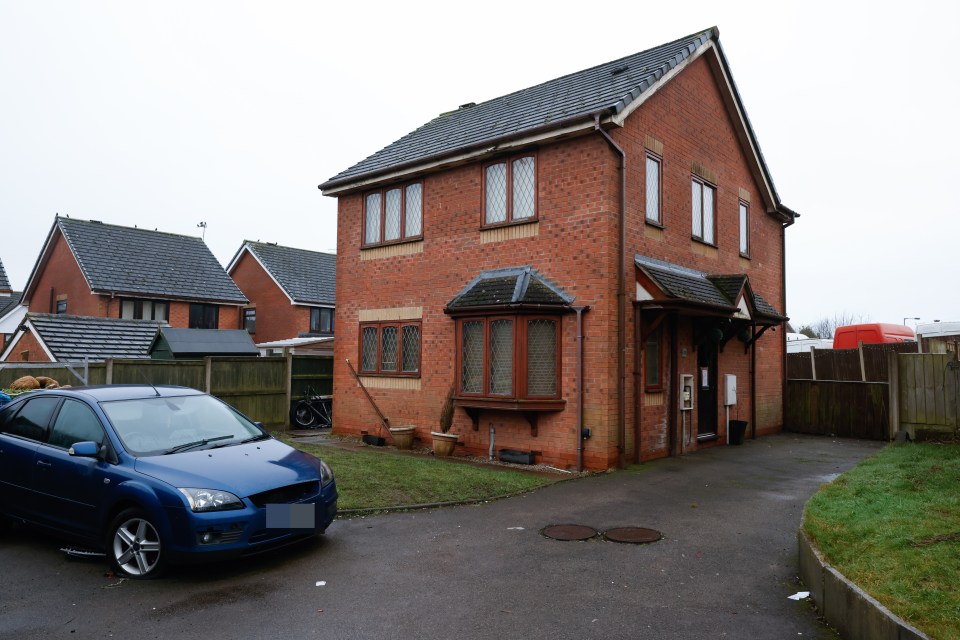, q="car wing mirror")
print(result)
[68,441,100,457]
